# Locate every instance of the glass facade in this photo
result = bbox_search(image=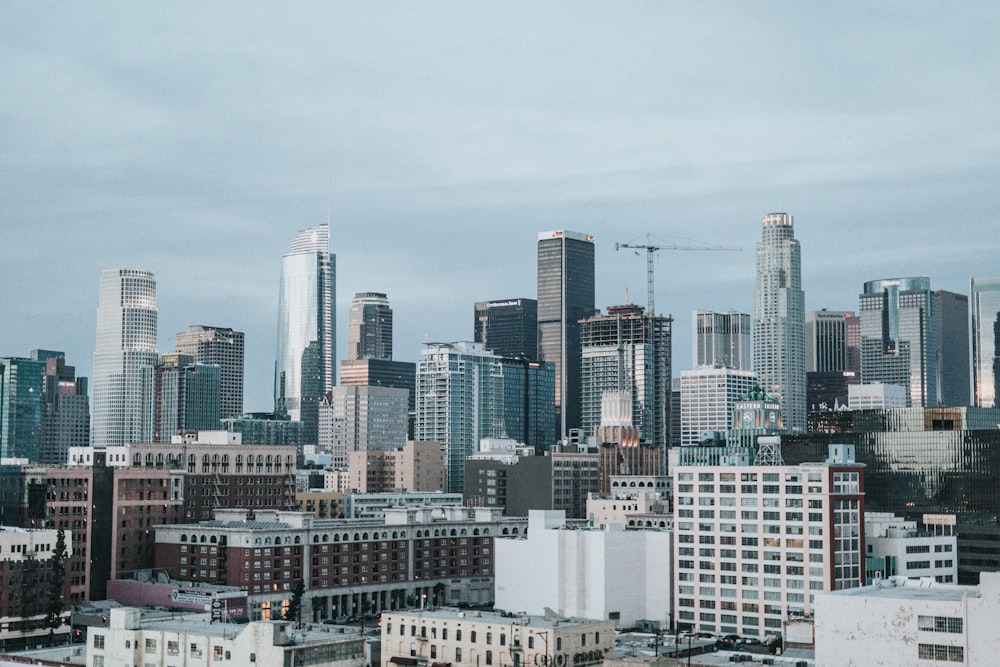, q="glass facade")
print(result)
[0,357,45,460]
[694,310,751,371]
[347,292,392,361]
[92,268,158,448]
[932,290,969,407]
[474,298,538,360]
[274,225,334,446]
[537,230,595,440]
[498,357,556,448]
[753,213,806,432]
[971,276,1000,408]
[175,325,244,420]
